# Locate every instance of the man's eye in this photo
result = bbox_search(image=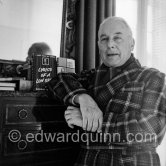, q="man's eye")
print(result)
[114,36,122,41]
[101,37,108,42]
